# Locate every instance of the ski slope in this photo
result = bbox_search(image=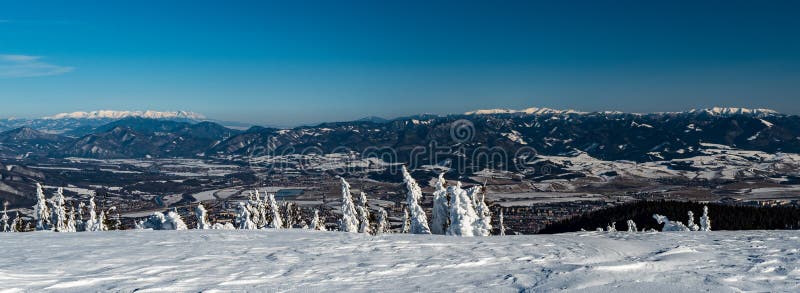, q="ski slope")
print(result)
[1,230,798,292]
